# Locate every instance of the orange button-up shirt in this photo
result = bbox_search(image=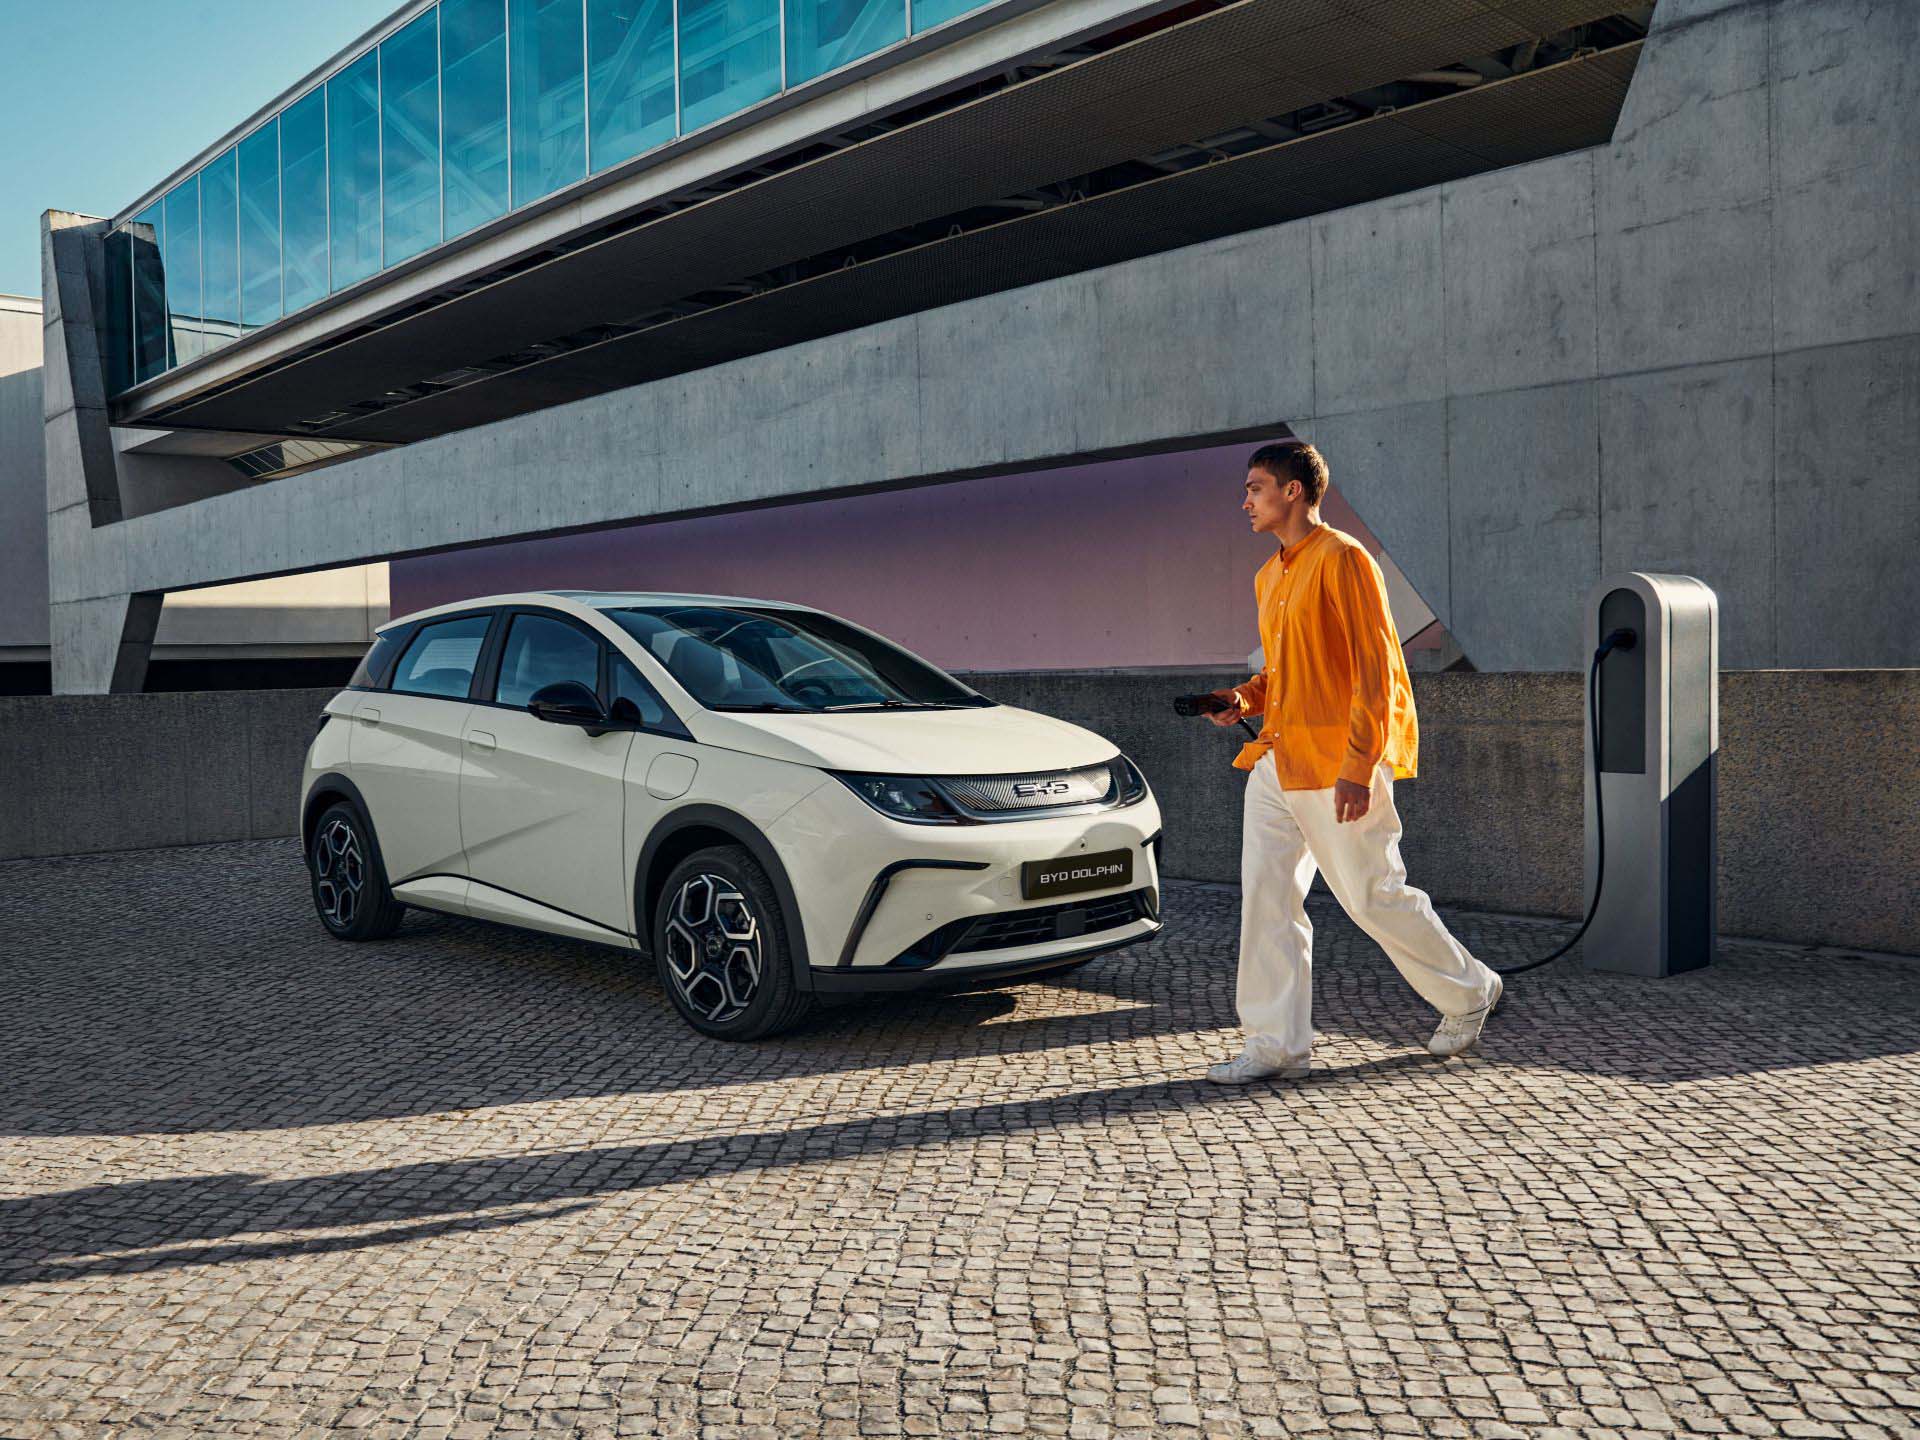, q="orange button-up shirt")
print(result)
[1229,523,1419,790]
